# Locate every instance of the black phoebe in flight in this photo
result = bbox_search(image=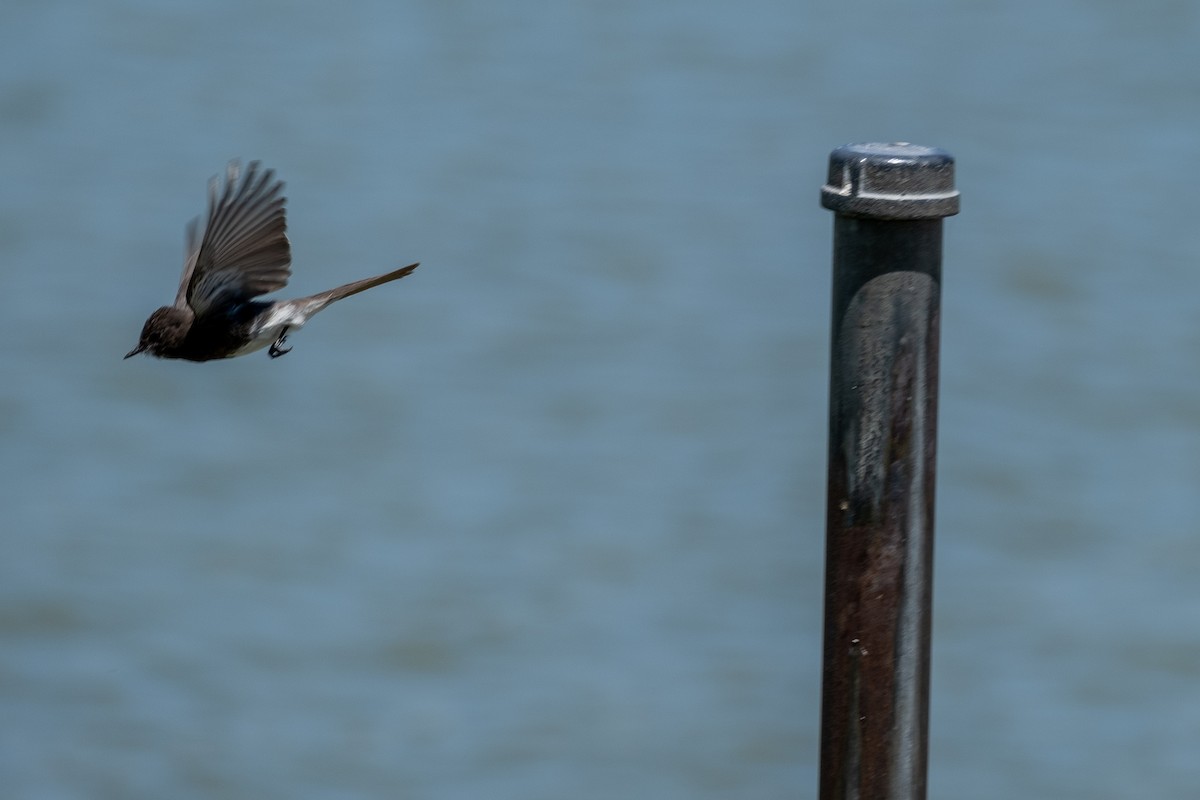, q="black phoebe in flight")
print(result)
[125,160,418,361]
